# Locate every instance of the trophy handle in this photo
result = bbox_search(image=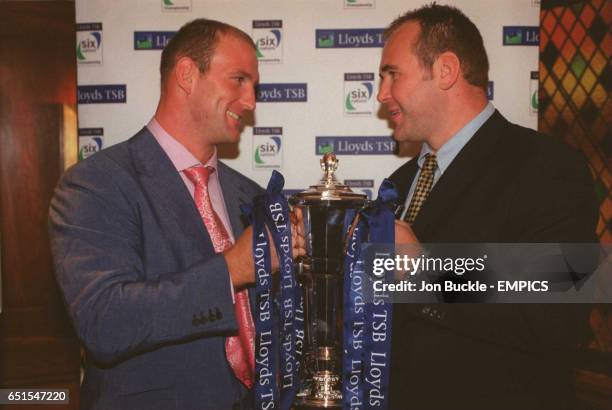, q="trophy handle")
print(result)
[343,211,362,256]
